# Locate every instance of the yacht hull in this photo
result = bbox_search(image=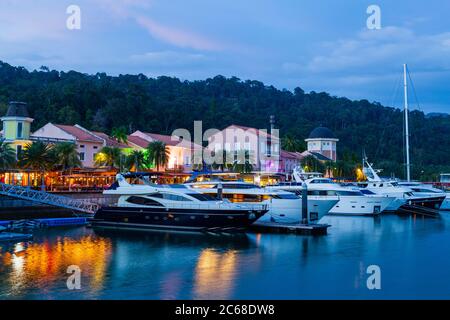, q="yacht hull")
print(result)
[406,196,446,211]
[92,206,267,232]
[440,196,450,210]
[329,196,393,216]
[258,198,338,223]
